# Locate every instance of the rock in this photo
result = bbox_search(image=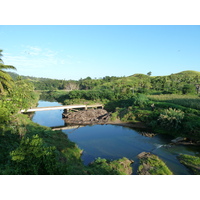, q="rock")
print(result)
[137,152,151,159]
[171,137,187,144]
[140,132,156,137]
